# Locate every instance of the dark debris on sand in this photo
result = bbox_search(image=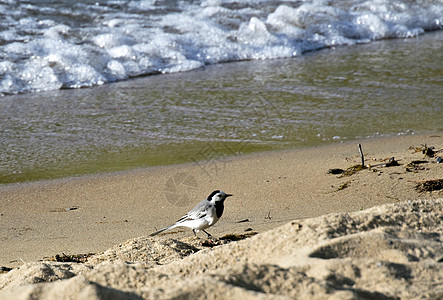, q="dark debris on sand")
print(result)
[48,253,95,263]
